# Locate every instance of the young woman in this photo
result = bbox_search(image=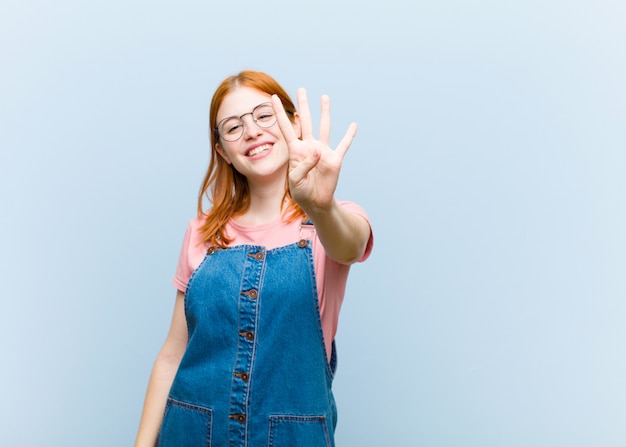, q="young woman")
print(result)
[134,70,373,447]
